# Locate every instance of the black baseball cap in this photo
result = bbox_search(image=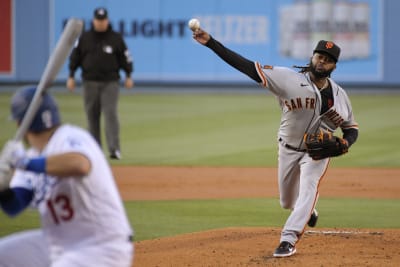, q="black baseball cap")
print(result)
[313,40,341,62]
[94,7,108,20]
